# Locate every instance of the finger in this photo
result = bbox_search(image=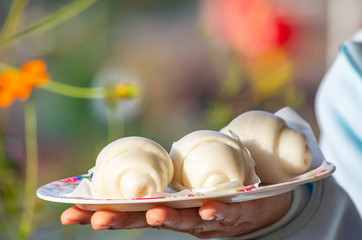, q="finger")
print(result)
[146,206,231,239]
[199,201,247,224]
[146,206,217,233]
[198,201,223,221]
[91,210,149,230]
[61,206,94,225]
[146,206,202,229]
